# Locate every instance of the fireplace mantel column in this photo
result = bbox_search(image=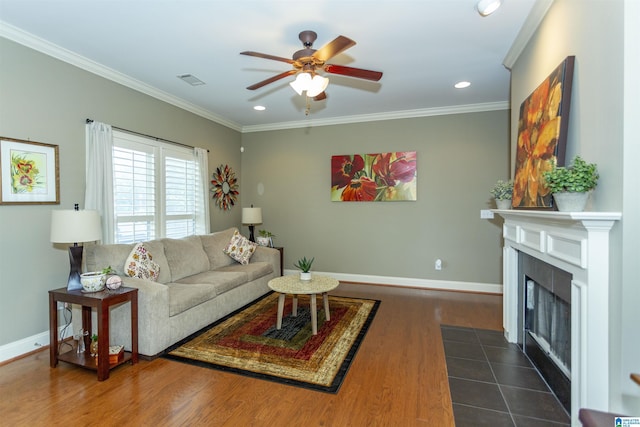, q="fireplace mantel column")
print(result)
[493,210,621,425]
